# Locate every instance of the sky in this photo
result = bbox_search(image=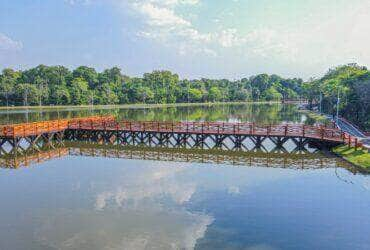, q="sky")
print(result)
[0,0,370,79]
